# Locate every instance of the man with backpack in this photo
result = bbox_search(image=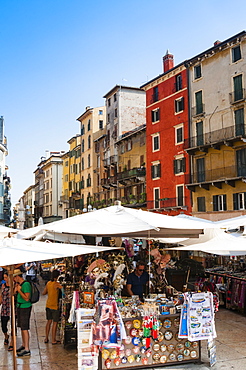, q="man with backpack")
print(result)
[13,269,32,357]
